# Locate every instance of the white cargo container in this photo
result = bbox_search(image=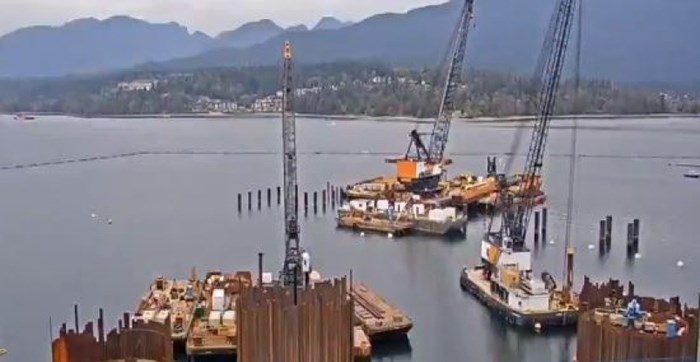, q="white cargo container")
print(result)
[222,310,236,326]
[262,272,273,284]
[212,288,225,311]
[154,310,170,324]
[376,199,390,210]
[428,209,445,221]
[443,207,457,219]
[141,310,157,321]
[208,311,222,327]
